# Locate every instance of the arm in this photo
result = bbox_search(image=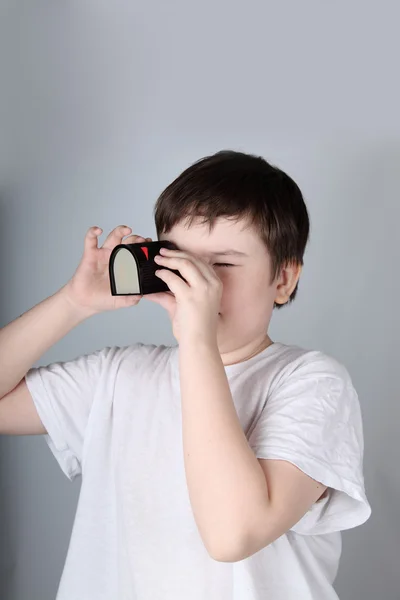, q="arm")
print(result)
[179,337,327,562]
[0,286,92,400]
[0,286,92,433]
[0,225,148,434]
